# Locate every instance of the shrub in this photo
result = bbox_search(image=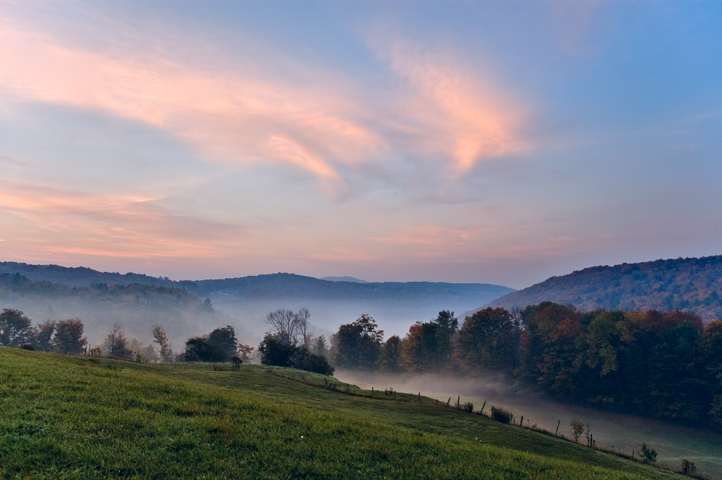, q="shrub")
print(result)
[491,406,514,424]
[680,459,696,474]
[183,337,228,362]
[461,402,474,413]
[259,335,298,366]
[258,335,335,376]
[639,443,658,463]
[297,350,334,376]
[231,356,242,371]
[569,419,584,443]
